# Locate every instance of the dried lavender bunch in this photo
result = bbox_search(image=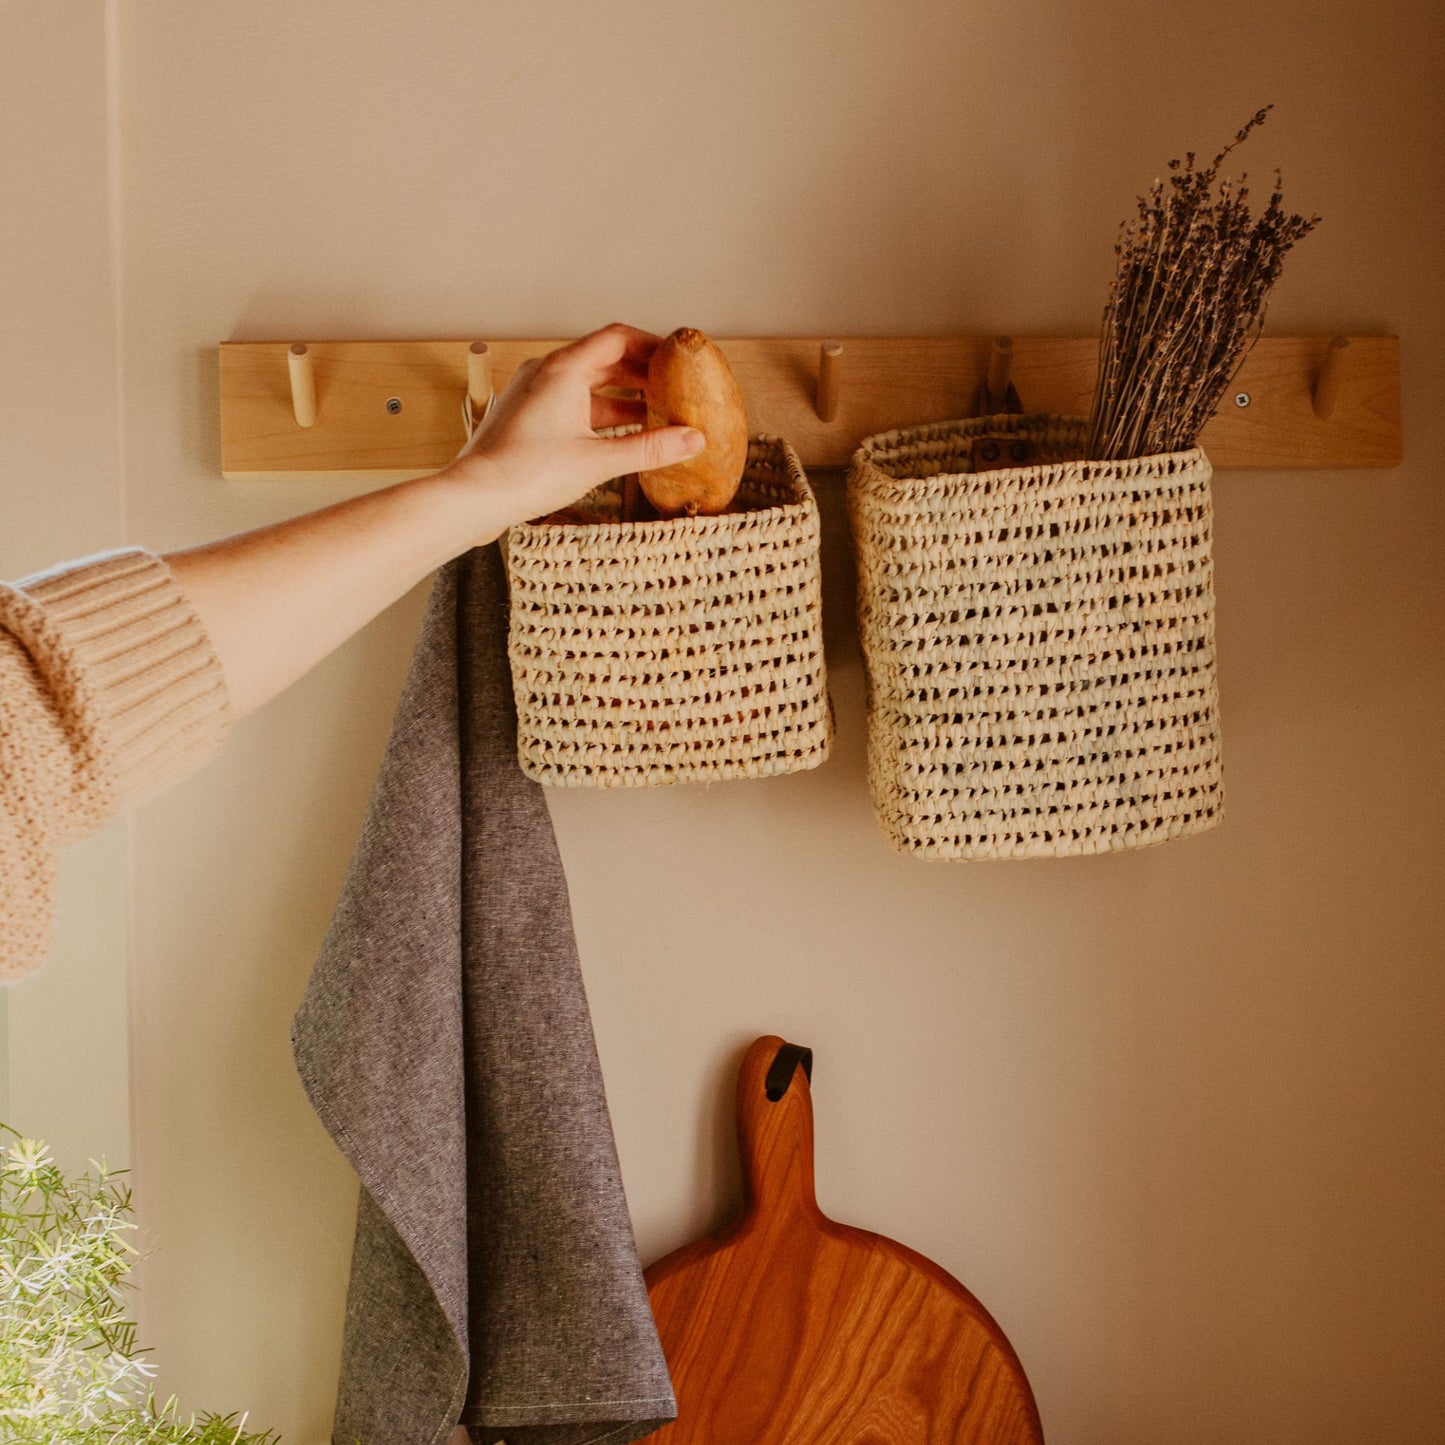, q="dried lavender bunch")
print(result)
[1086,107,1320,461]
